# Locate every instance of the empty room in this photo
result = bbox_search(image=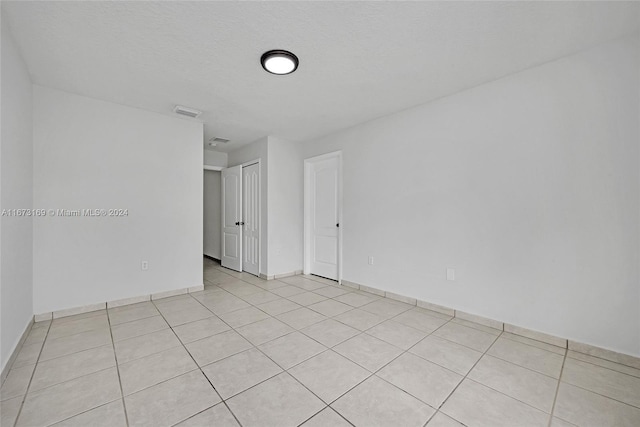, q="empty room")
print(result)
[1,1,639,426]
